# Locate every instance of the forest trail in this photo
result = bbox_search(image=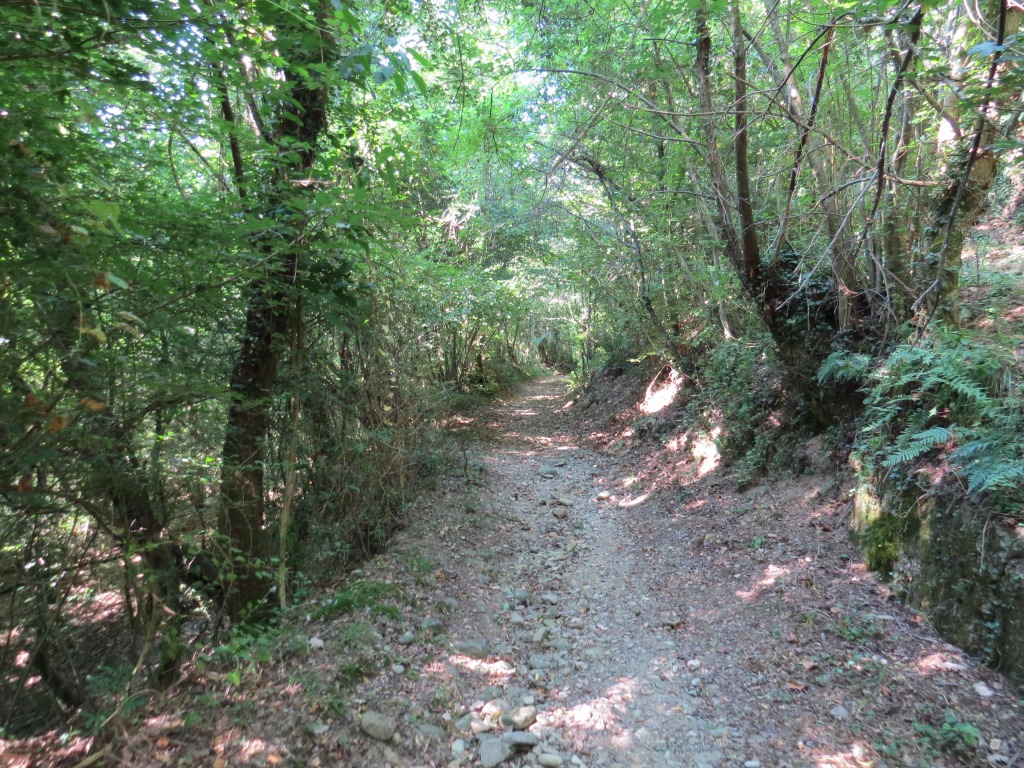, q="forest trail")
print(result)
[144,375,1023,768]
